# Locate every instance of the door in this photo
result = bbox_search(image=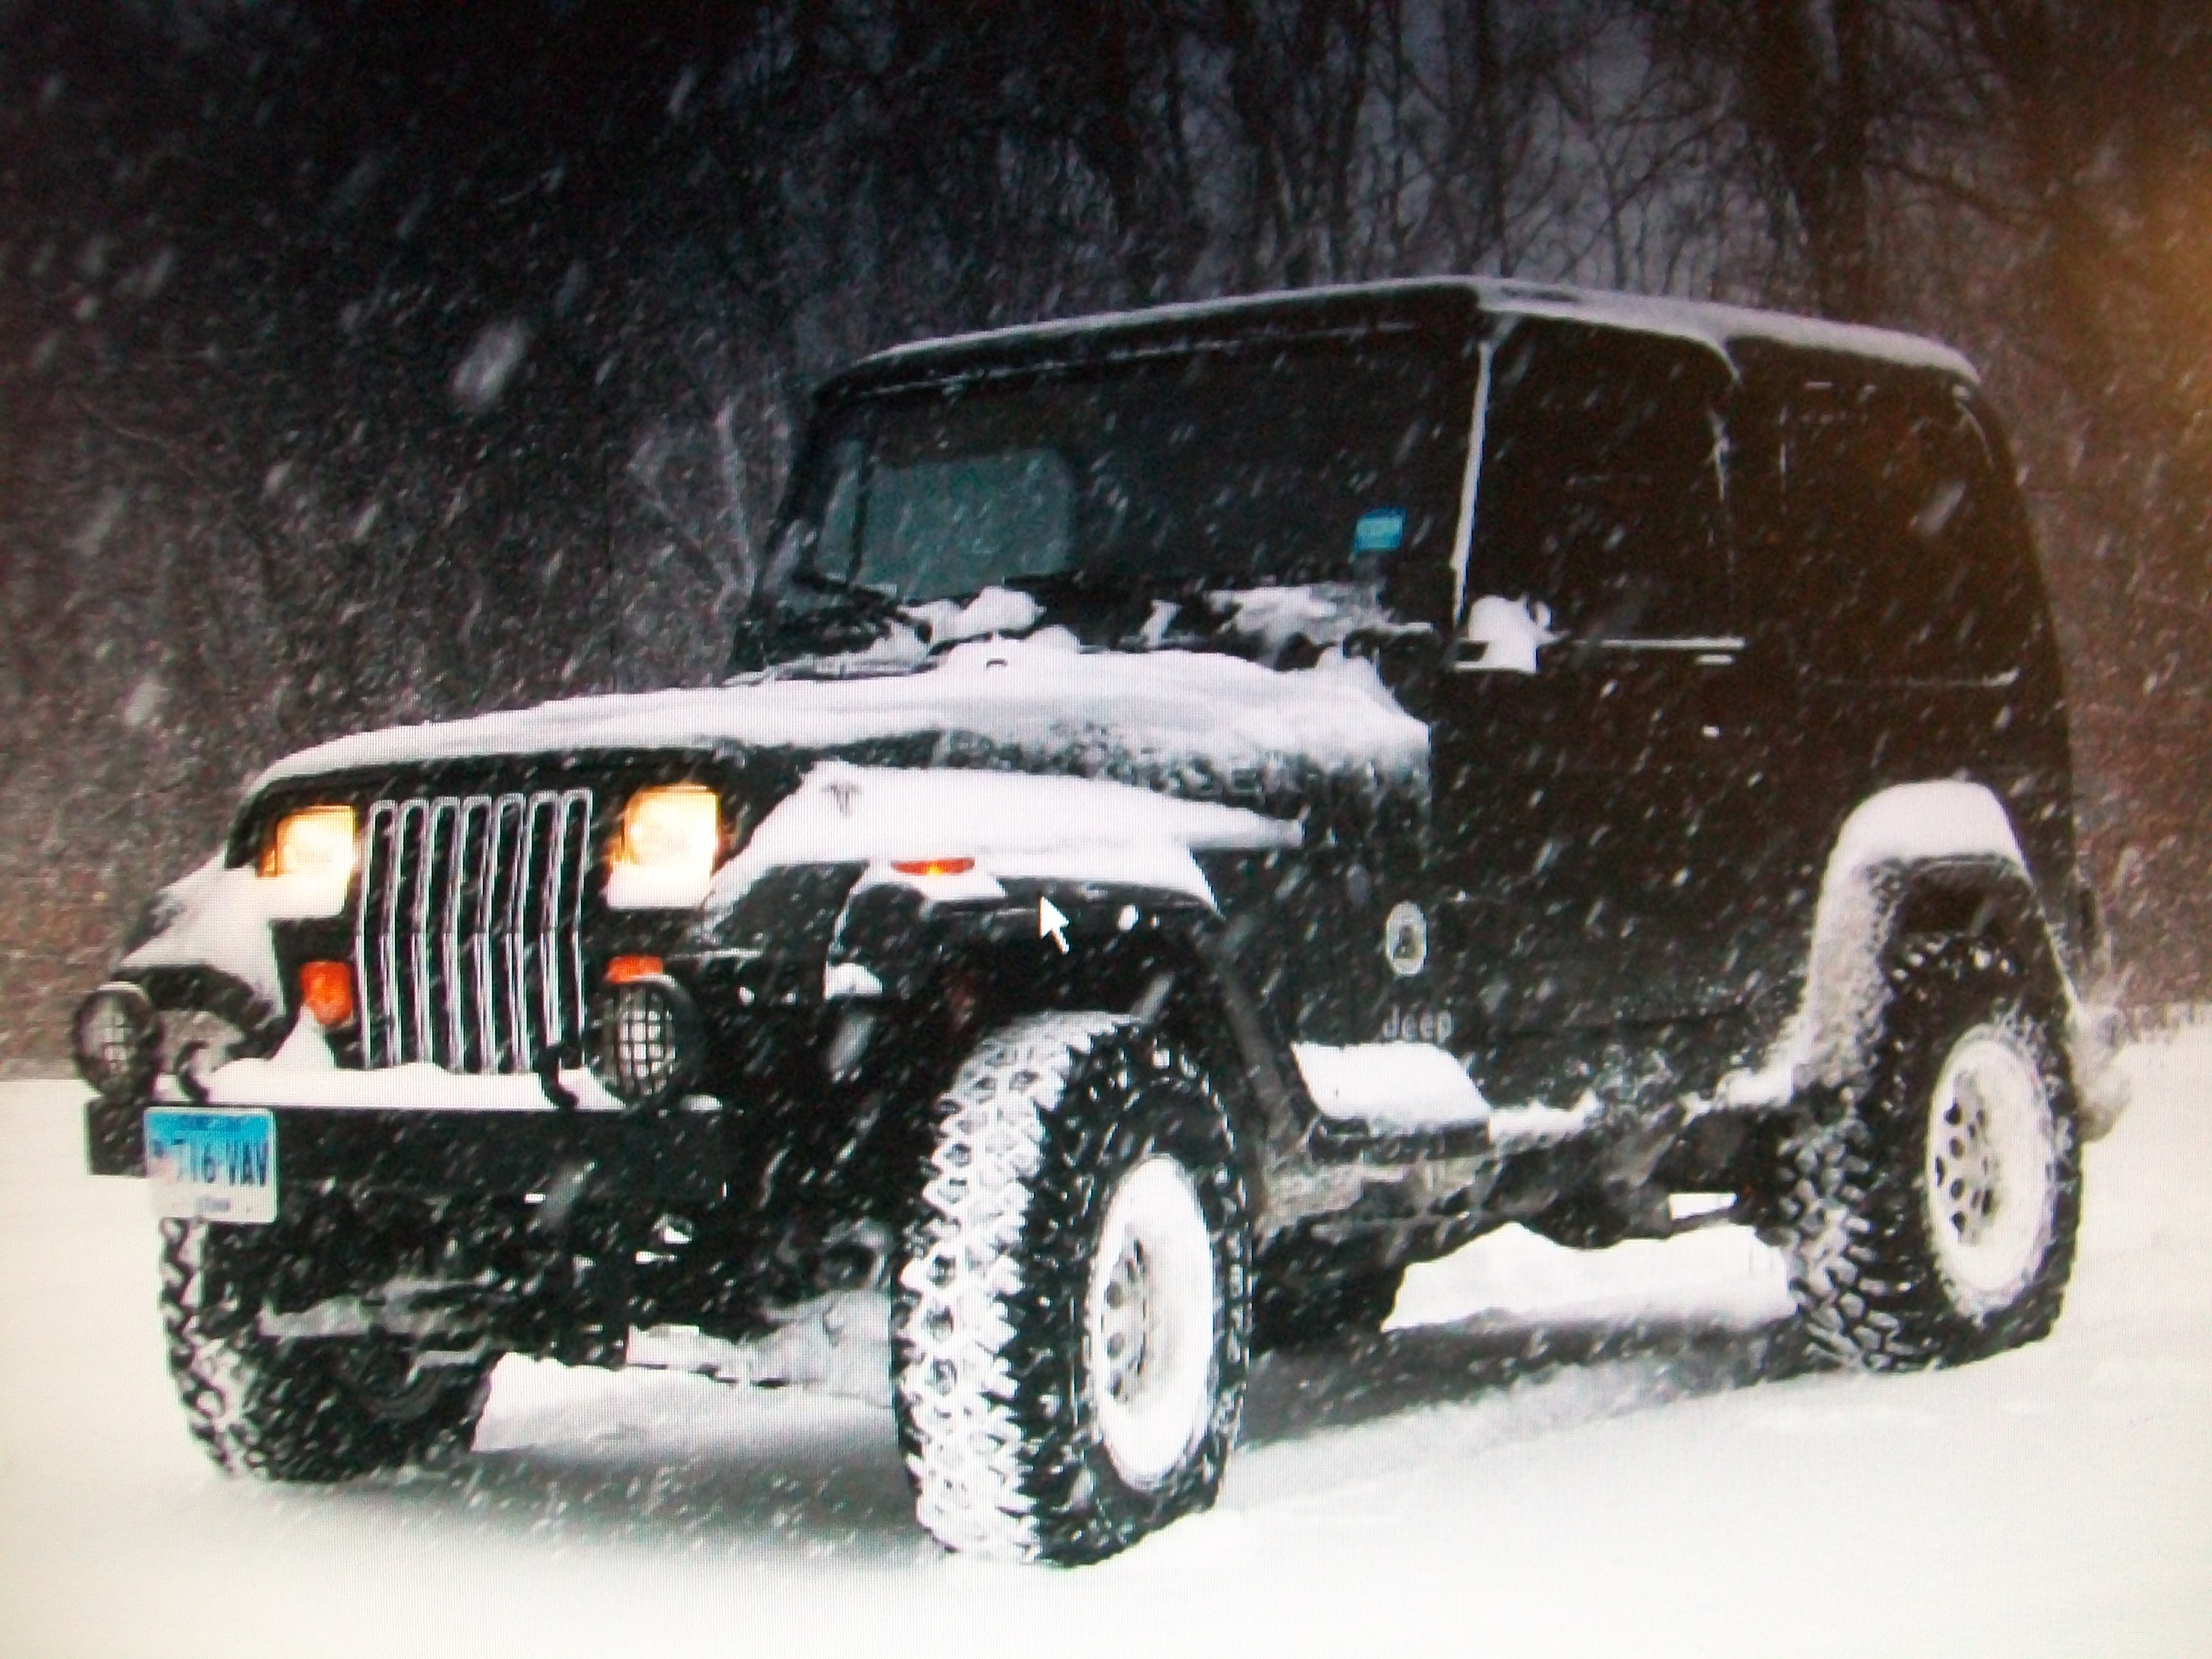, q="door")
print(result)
[1429,317,1770,1040]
